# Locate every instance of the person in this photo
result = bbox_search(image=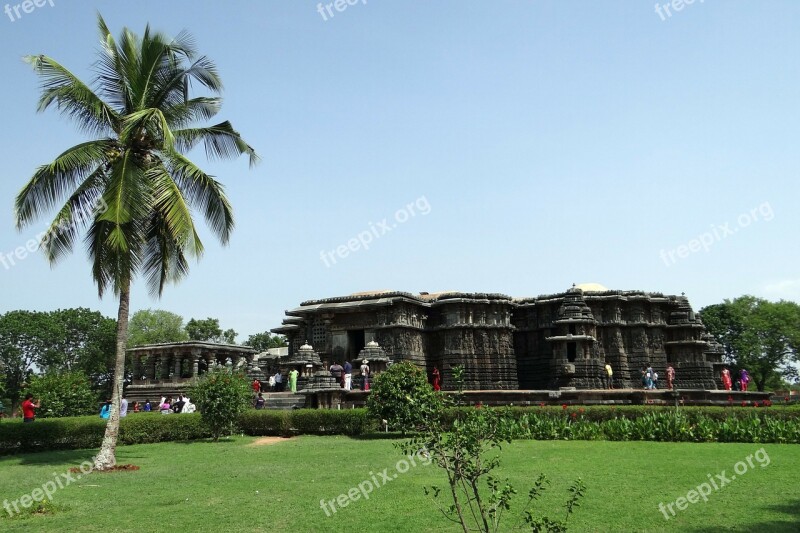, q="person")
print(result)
[360,359,371,391]
[100,399,112,419]
[183,398,196,413]
[274,371,283,392]
[604,362,613,389]
[432,366,441,391]
[252,379,261,394]
[160,397,172,414]
[641,367,647,388]
[289,368,299,393]
[254,393,265,409]
[645,365,655,390]
[132,401,140,413]
[172,395,186,414]
[721,368,732,391]
[268,374,276,392]
[733,379,741,391]
[21,393,40,423]
[343,360,353,391]
[329,362,344,387]
[652,370,659,389]
[666,365,675,390]
[120,395,128,418]
[740,369,750,392]
[143,399,152,412]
